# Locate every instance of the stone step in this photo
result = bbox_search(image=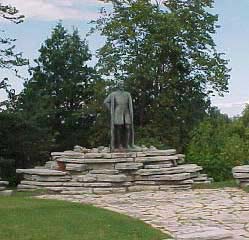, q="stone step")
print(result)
[144,163,174,169]
[136,173,192,181]
[0,181,9,186]
[89,169,119,175]
[17,184,40,191]
[17,169,67,176]
[136,149,177,157]
[56,158,134,164]
[20,180,65,187]
[115,163,143,170]
[23,174,71,182]
[65,163,88,172]
[233,165,249,173]
[137,164,202,176]
[135,155,179,163]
